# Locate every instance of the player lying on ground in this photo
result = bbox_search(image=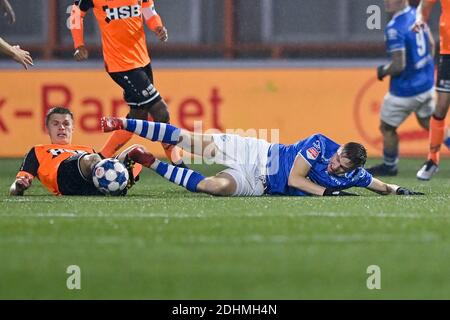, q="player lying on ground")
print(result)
[9,107,141,196]
[101,117,424,197]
